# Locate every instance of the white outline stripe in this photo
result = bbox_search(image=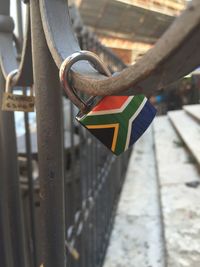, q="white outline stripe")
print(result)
[88,96,134,116]
[125,97,147,150]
